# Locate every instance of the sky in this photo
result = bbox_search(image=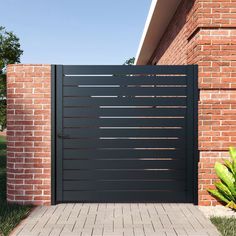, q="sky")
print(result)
[0,0,152,65]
